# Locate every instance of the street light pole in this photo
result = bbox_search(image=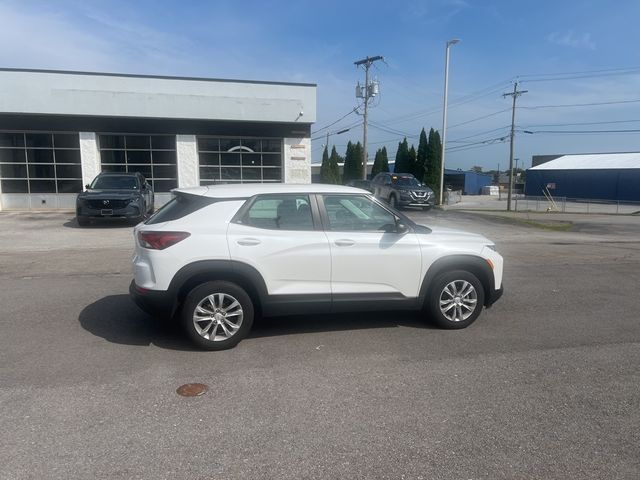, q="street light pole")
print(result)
[439,39,460,206]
